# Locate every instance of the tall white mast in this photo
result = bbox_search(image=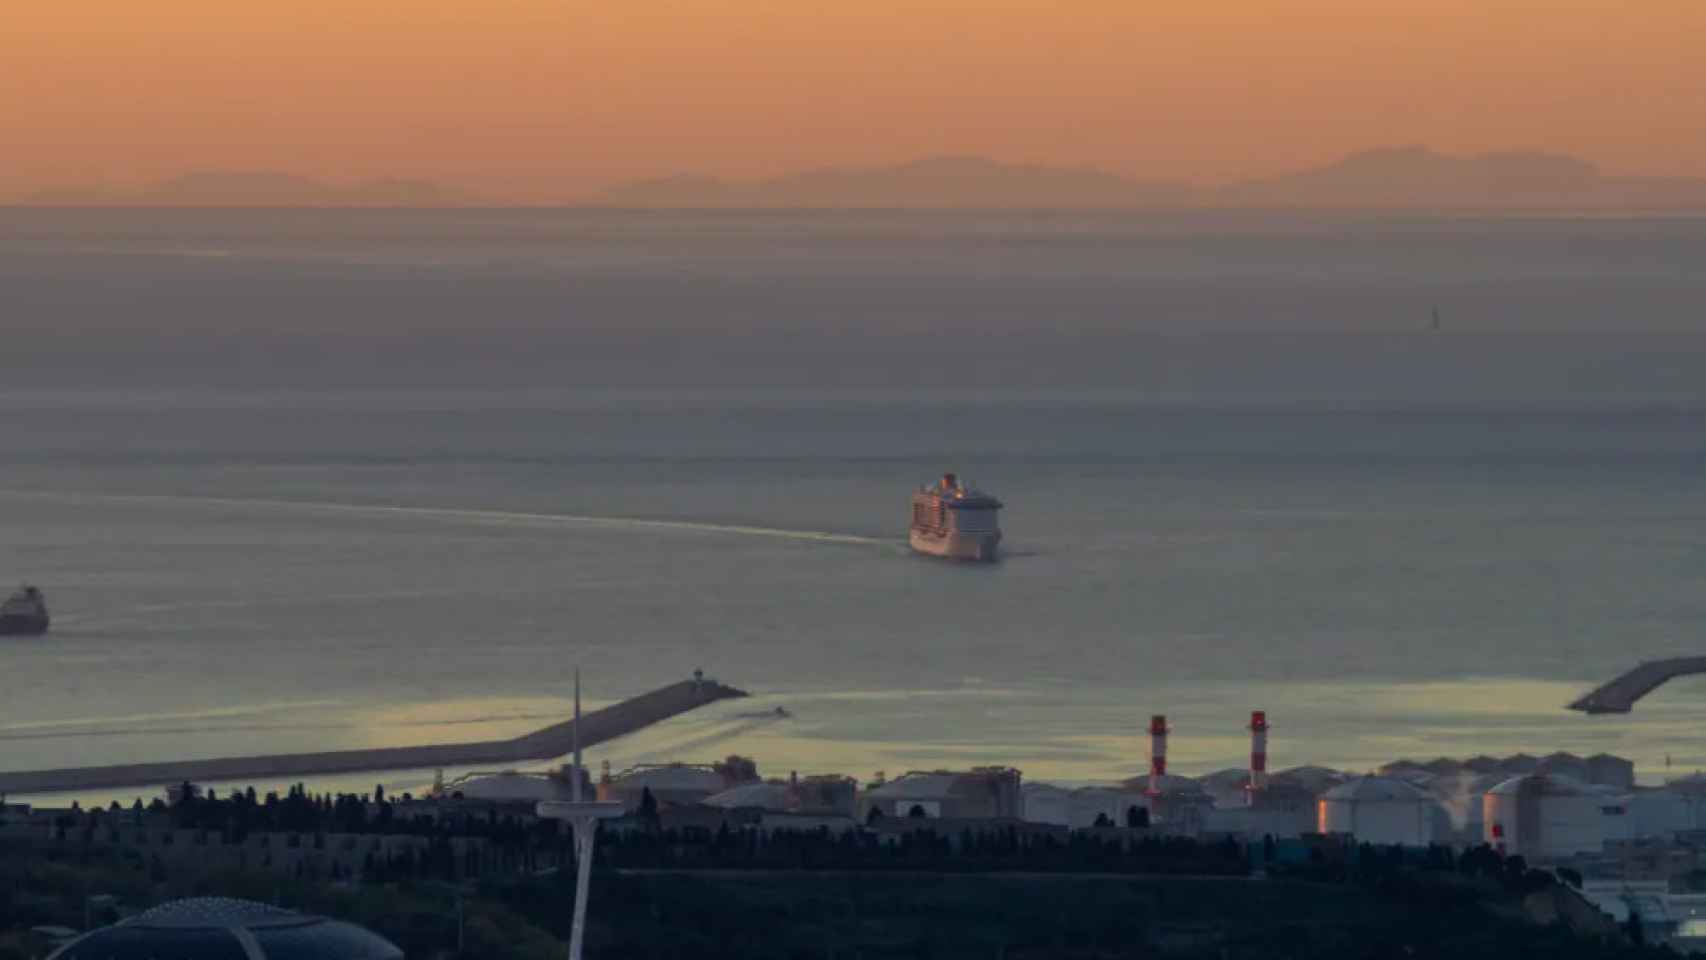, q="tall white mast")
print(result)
[572,667,583,803]
[537,666,623,960]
